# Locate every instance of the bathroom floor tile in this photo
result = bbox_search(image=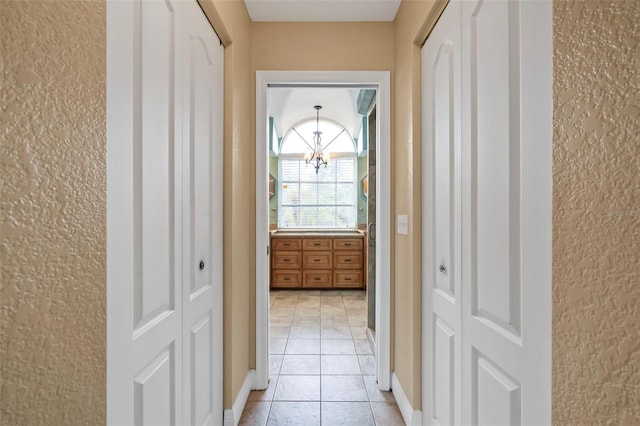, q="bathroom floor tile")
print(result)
[353,339,373,355]
[321,326,352,339]
[268,402,320,426]
[321,402,374,426]
[280,355,321,375]
[321,339,356,355]
[270,338,287,355]
[289,326,320,339]
[321,355,361,375]
[285,338,321,355]
[321,376,368,401]
[274,375,321,401]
